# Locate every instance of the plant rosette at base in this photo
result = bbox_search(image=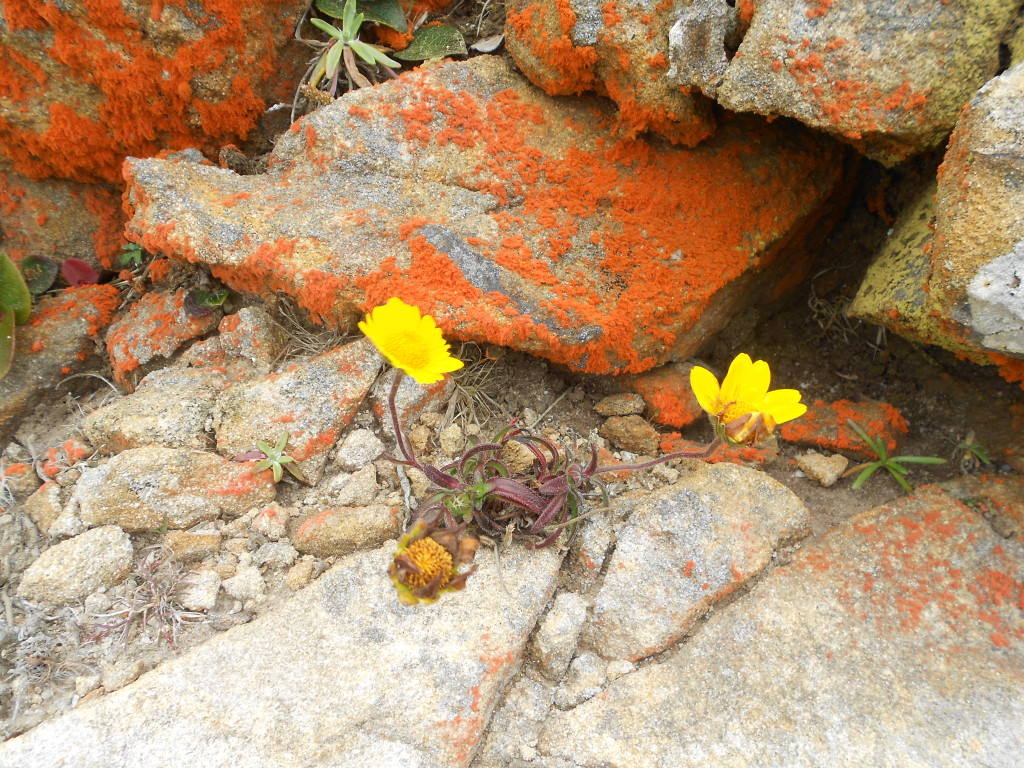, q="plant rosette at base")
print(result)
[360,298,807,604]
